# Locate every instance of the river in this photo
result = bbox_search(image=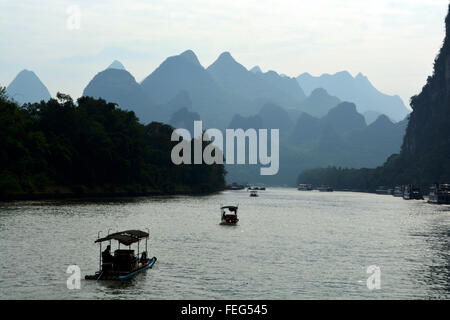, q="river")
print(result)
[0,188,449,299]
